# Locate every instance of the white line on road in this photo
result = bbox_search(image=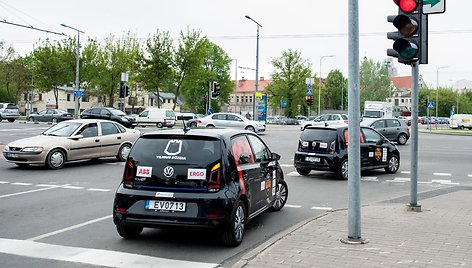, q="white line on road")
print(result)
[0,238,217,268]
[311,206,333,211]
[0,186,60,199]
[433,172,451,176]
[12,182,33,186]
[285,204,302,208]
[401,171,411,174]
[87,188,111,192]
[431,179,460,185]
[27,215,112,241]
[61,185,84,190]
[468,174,472,178]
[36,184,60,187]
[386,178,410,183]
[280,164,294,167]
[361,177,378,182]
[286,171,302,177]
[0,181,10,184]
